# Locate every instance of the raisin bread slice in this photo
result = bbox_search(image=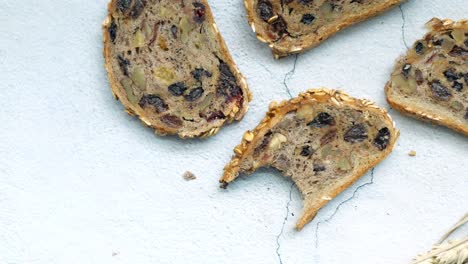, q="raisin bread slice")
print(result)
[220,89,398,230]
[246,0,403,58]
[386,18,468,136]
[103,0,252,138]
